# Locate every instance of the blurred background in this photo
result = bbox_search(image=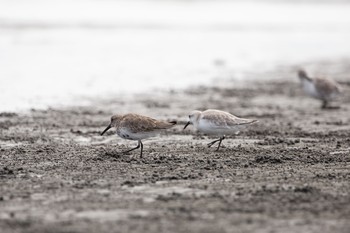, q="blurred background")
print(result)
[1,0,350,112]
